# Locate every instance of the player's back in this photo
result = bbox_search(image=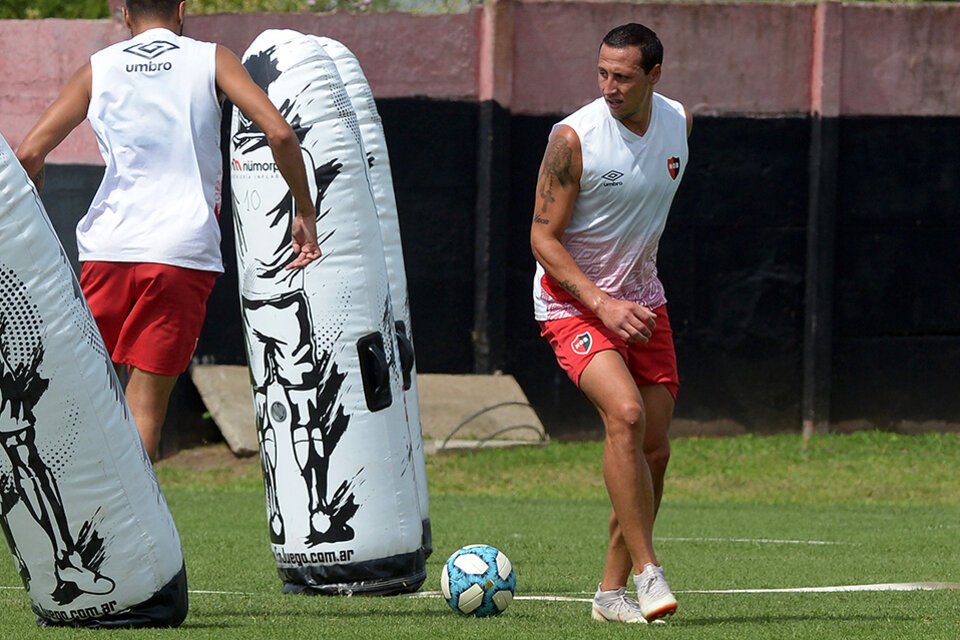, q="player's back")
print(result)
[81,28,223,273]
